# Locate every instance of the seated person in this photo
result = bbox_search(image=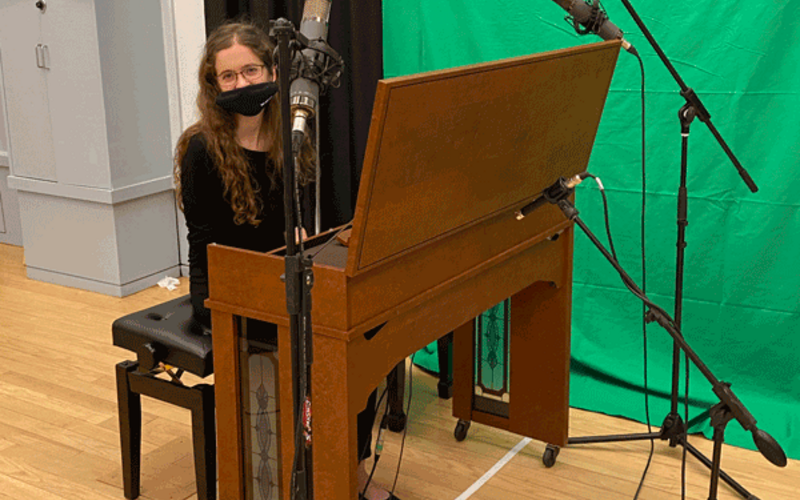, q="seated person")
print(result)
[172,20,398,500]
